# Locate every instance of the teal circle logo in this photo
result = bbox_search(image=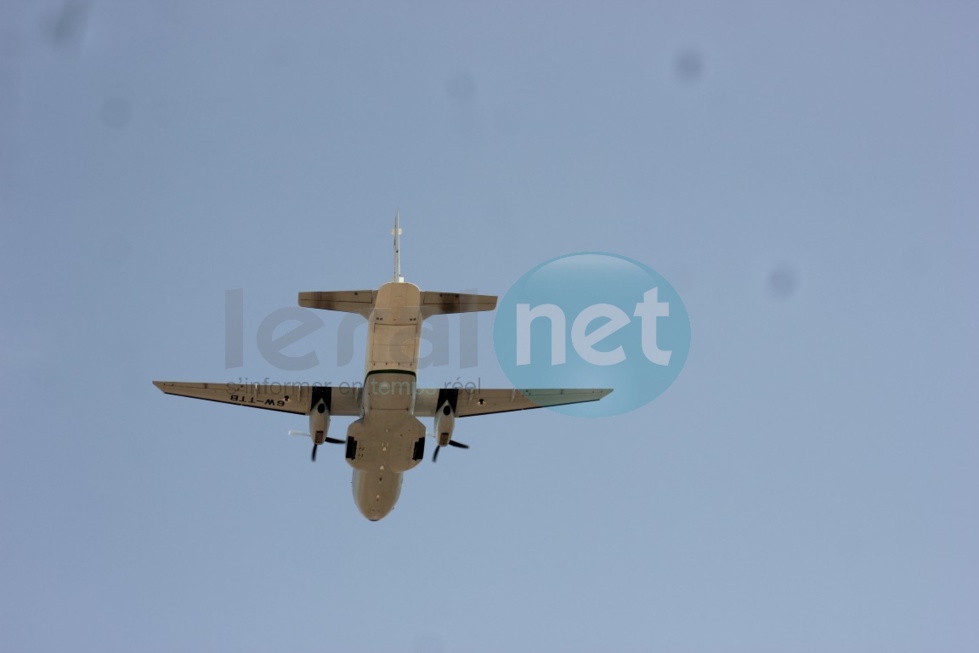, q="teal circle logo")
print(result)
[493,252,690,417]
